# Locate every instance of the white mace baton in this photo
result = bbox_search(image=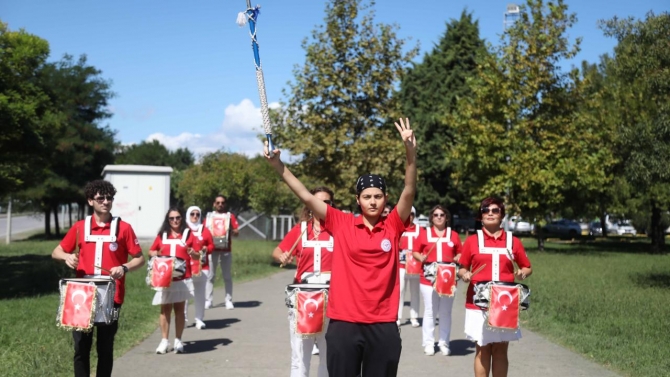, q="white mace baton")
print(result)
[237,1,275,156]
